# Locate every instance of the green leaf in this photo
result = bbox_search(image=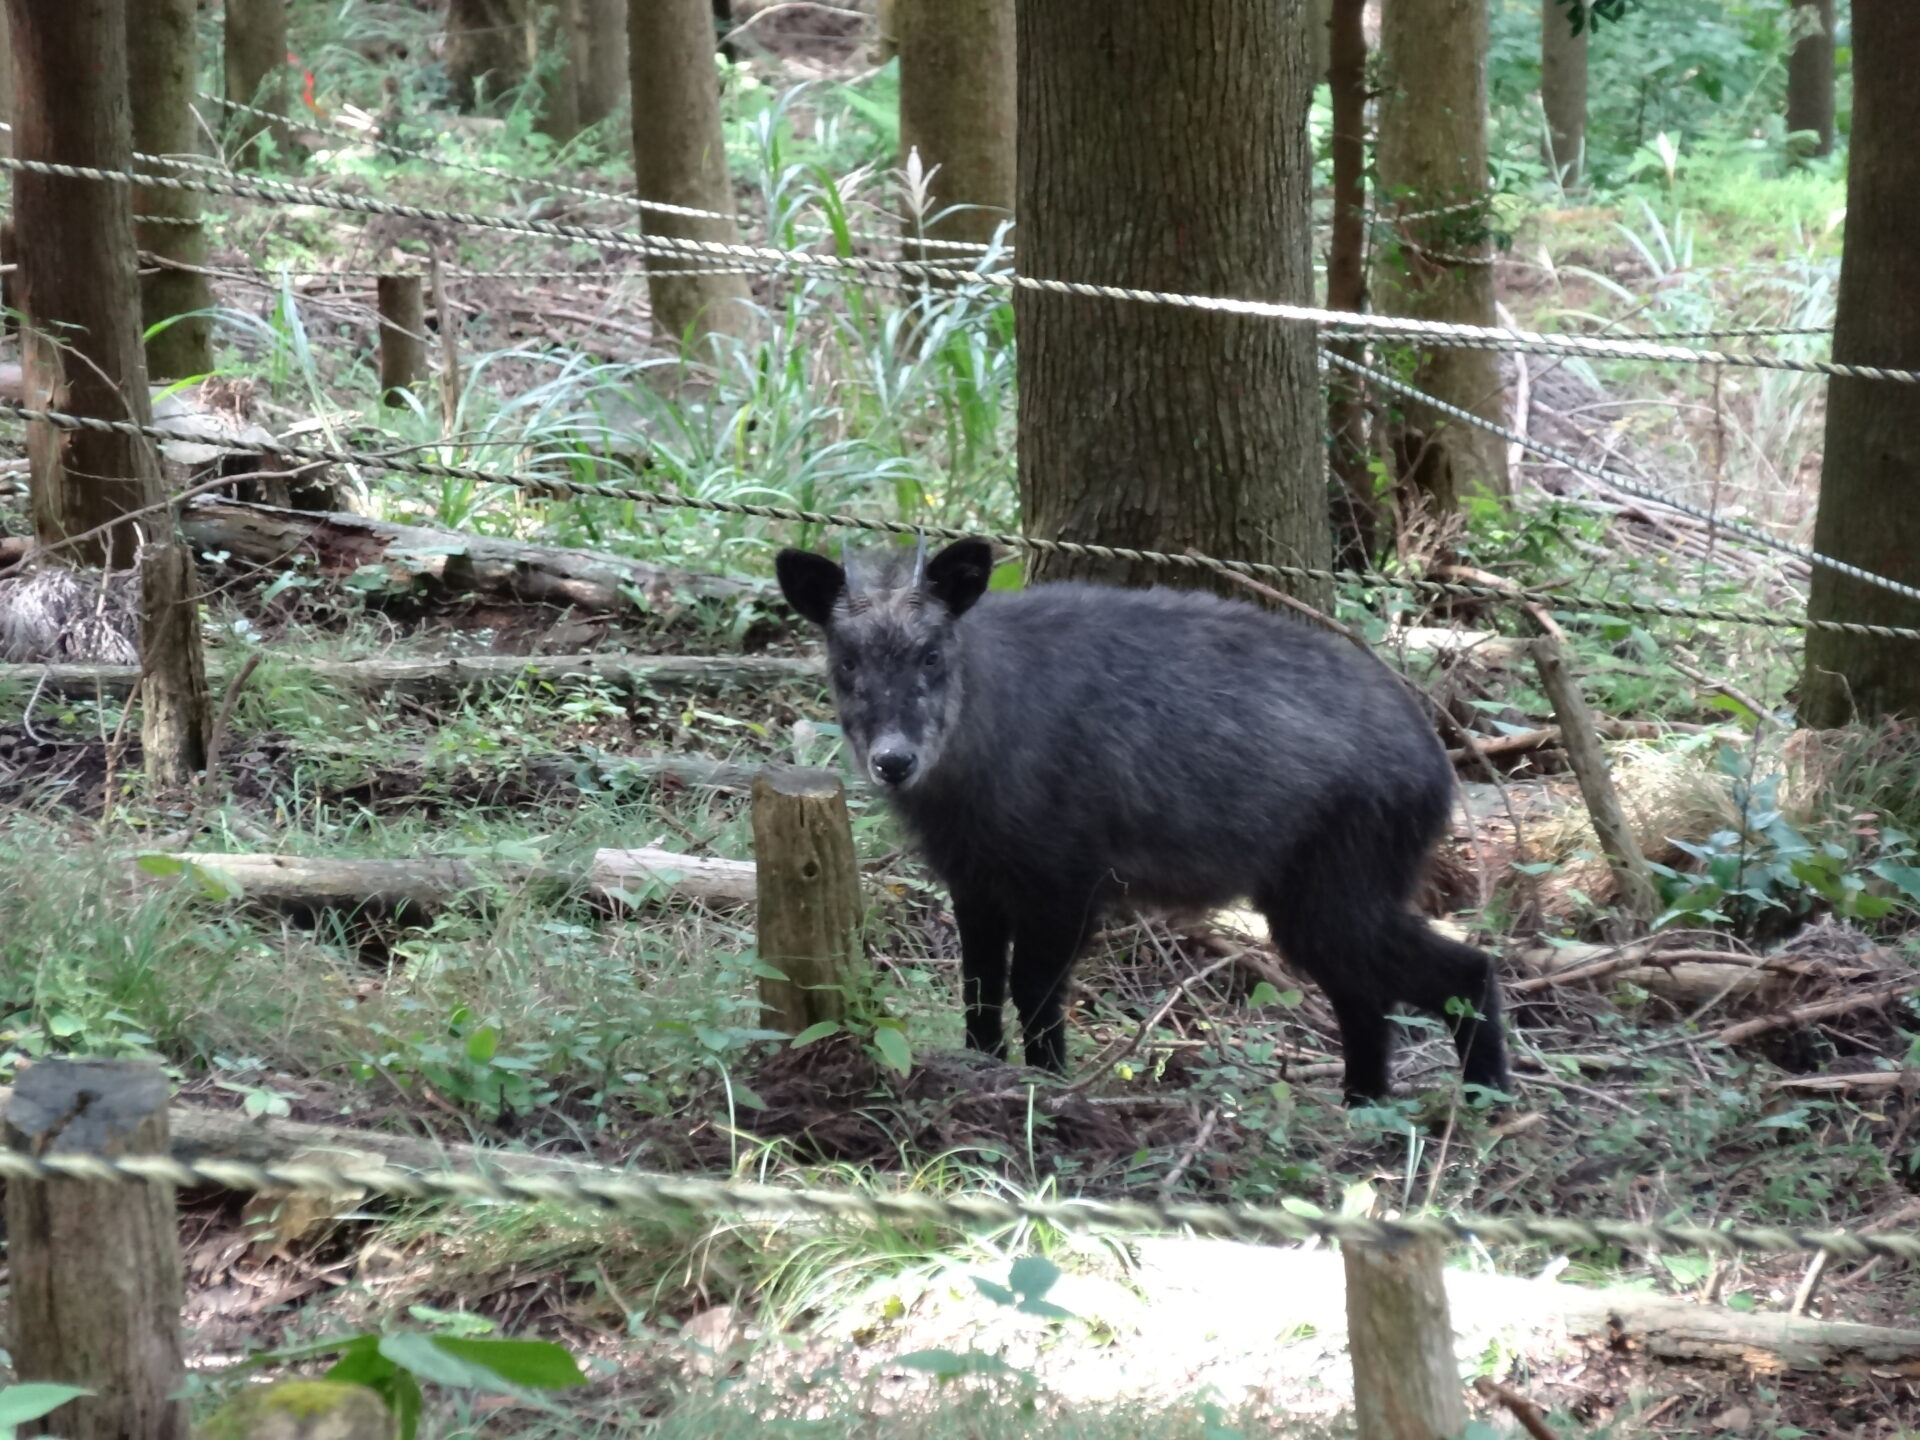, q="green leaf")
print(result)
[0,1384,93,1428]
[791,1020,842,1047]
[872,1025,913,1076]
[136,853,186,877]
[464,1026,500,1063]
[424,1337,589,1391]
[894,1349,1017,1382]
[1871,860,1920,900]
